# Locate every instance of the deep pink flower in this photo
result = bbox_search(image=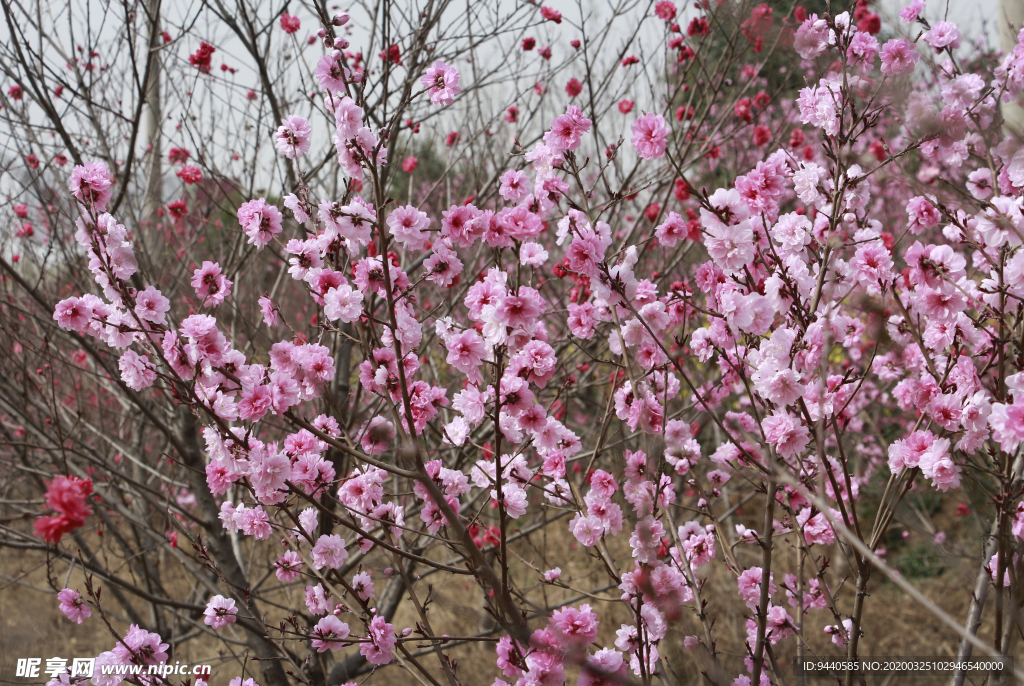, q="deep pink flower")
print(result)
[69,162,113,210]
[119,350,156,391]
[237,198,283,248]
[424,240,463,287]
[54,297,93,332]
[922,21,961,52]
[275,114,312,159]
[847,31,879,66]
[387,204,431,250]
[421,61,461,106]
[280,13,301,34]
[189,42,216,73]
[259,296,278,327]
[549,603,599,648]
[794,14,829,59]
[540,6,561,23]
[311,615,350,652]
[315,51,349,92]
[544,105,592,152]
[168,147,191,164]
[191,261,232,307]
[58,588,92,623]
[879,38,919,76]
[737,567,775,609]
[177,165,203,184]
[275,551,302,582]
[630,113,671,160]
[203,595,238,629]
[899,0,924,22]
[495,290,544,329]
[655,1,676,21]
[360,616,396,665]
[311,534,348,569]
